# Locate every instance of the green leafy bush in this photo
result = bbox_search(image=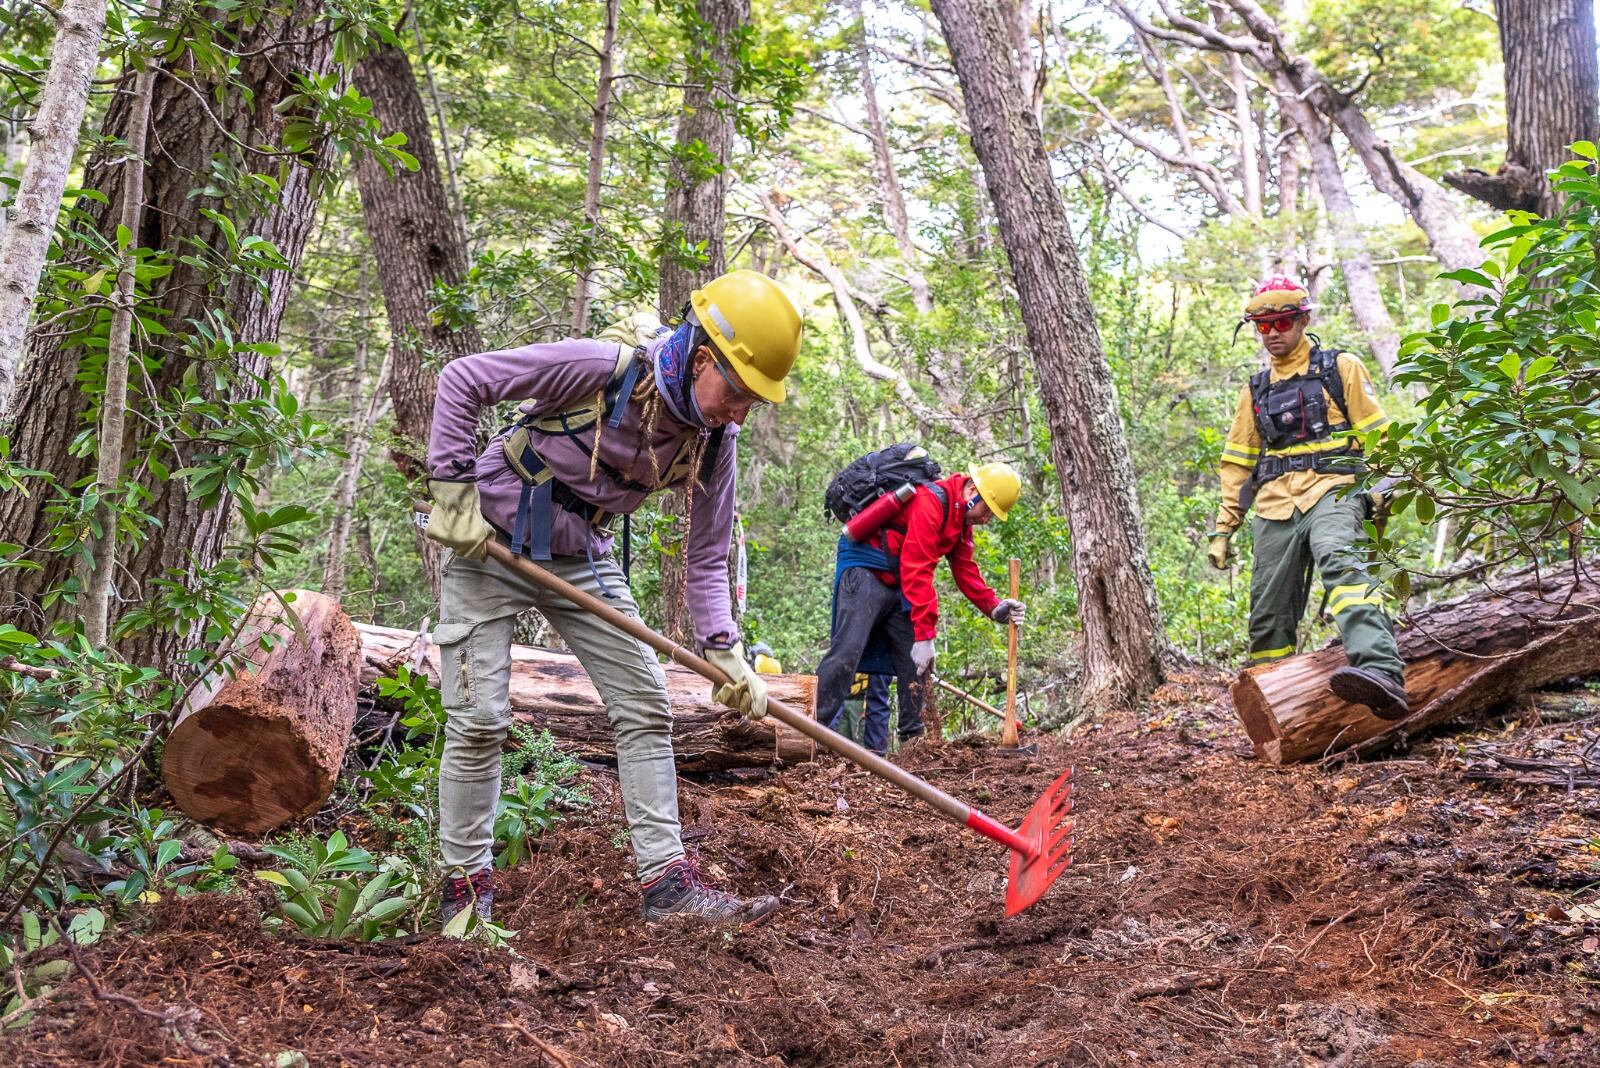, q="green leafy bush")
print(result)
[256,832,417,941]
[1365,148,1600,576]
